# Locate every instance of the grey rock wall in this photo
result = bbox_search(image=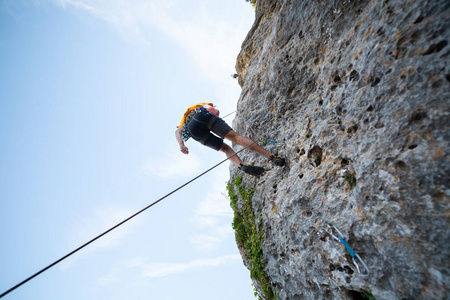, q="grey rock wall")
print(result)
[231,0,449,299]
